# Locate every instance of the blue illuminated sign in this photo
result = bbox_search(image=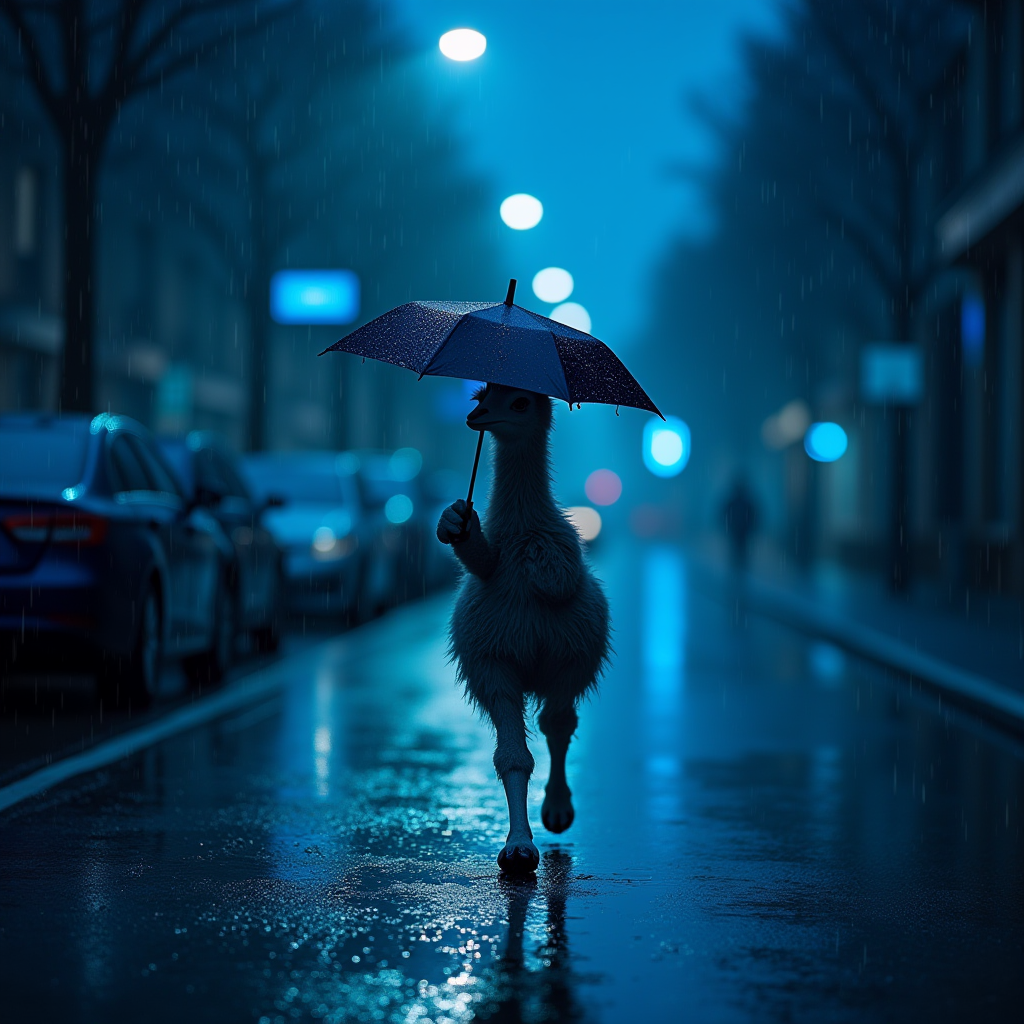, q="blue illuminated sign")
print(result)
[861,344,922,404]
[270,270,360,325]
[961,293,985,368]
